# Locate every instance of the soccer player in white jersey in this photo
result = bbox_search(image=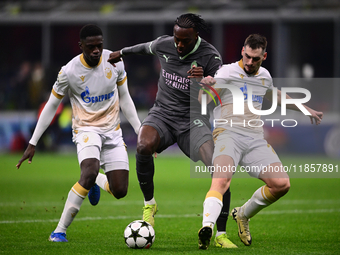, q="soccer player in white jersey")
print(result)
[16,24,141,242]
[197,34,323,249]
